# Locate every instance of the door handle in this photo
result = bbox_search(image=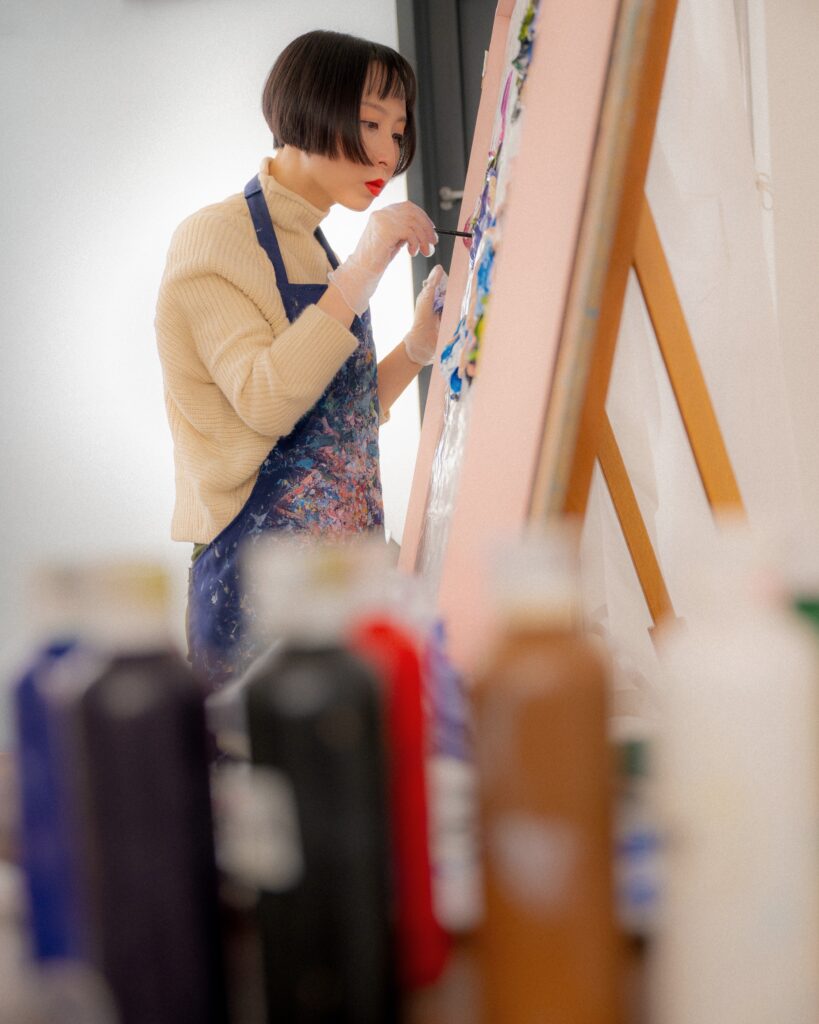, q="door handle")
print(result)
[438,185,465,211]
